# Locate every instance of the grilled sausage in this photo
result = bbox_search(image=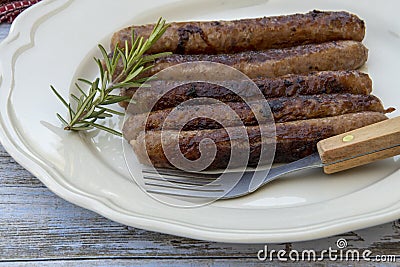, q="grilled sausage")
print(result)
[121,70,373,110]
[114,41,368,81]
[147,41,367,78]
[111,10,365,54]
[123,94,387,140]
[130,112,387,169]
